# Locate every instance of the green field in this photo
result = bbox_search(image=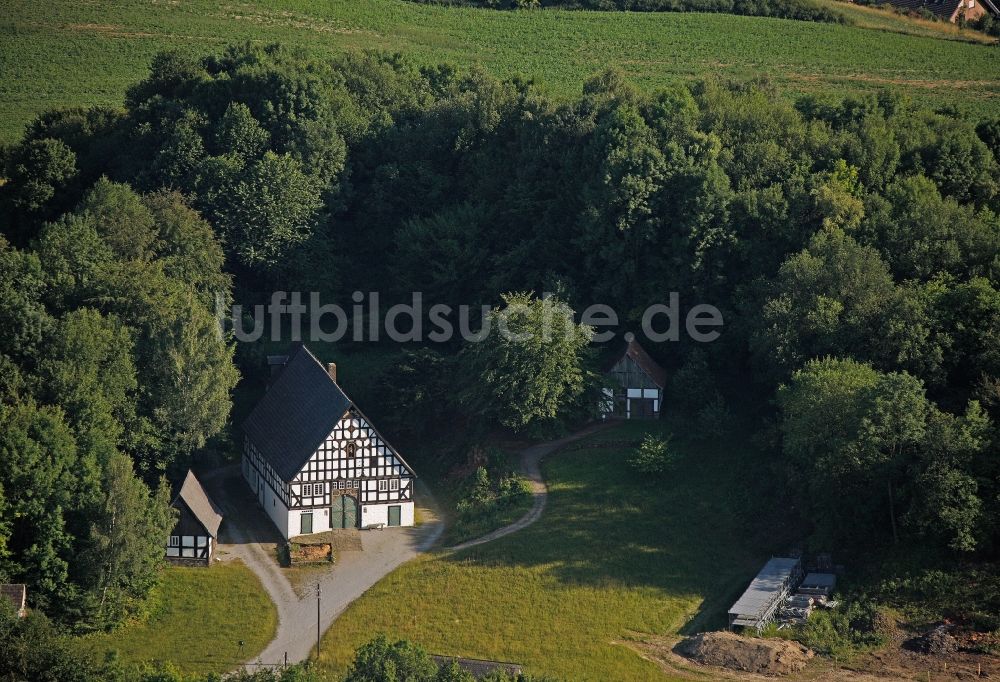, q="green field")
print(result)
[76,561,277,676]
[315,420,785,681]
[1,0,999,144]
